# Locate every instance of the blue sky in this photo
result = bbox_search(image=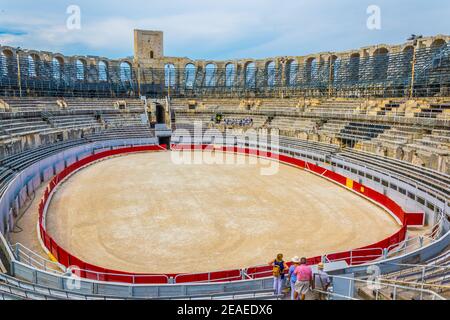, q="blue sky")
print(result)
[0,0,448,60]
